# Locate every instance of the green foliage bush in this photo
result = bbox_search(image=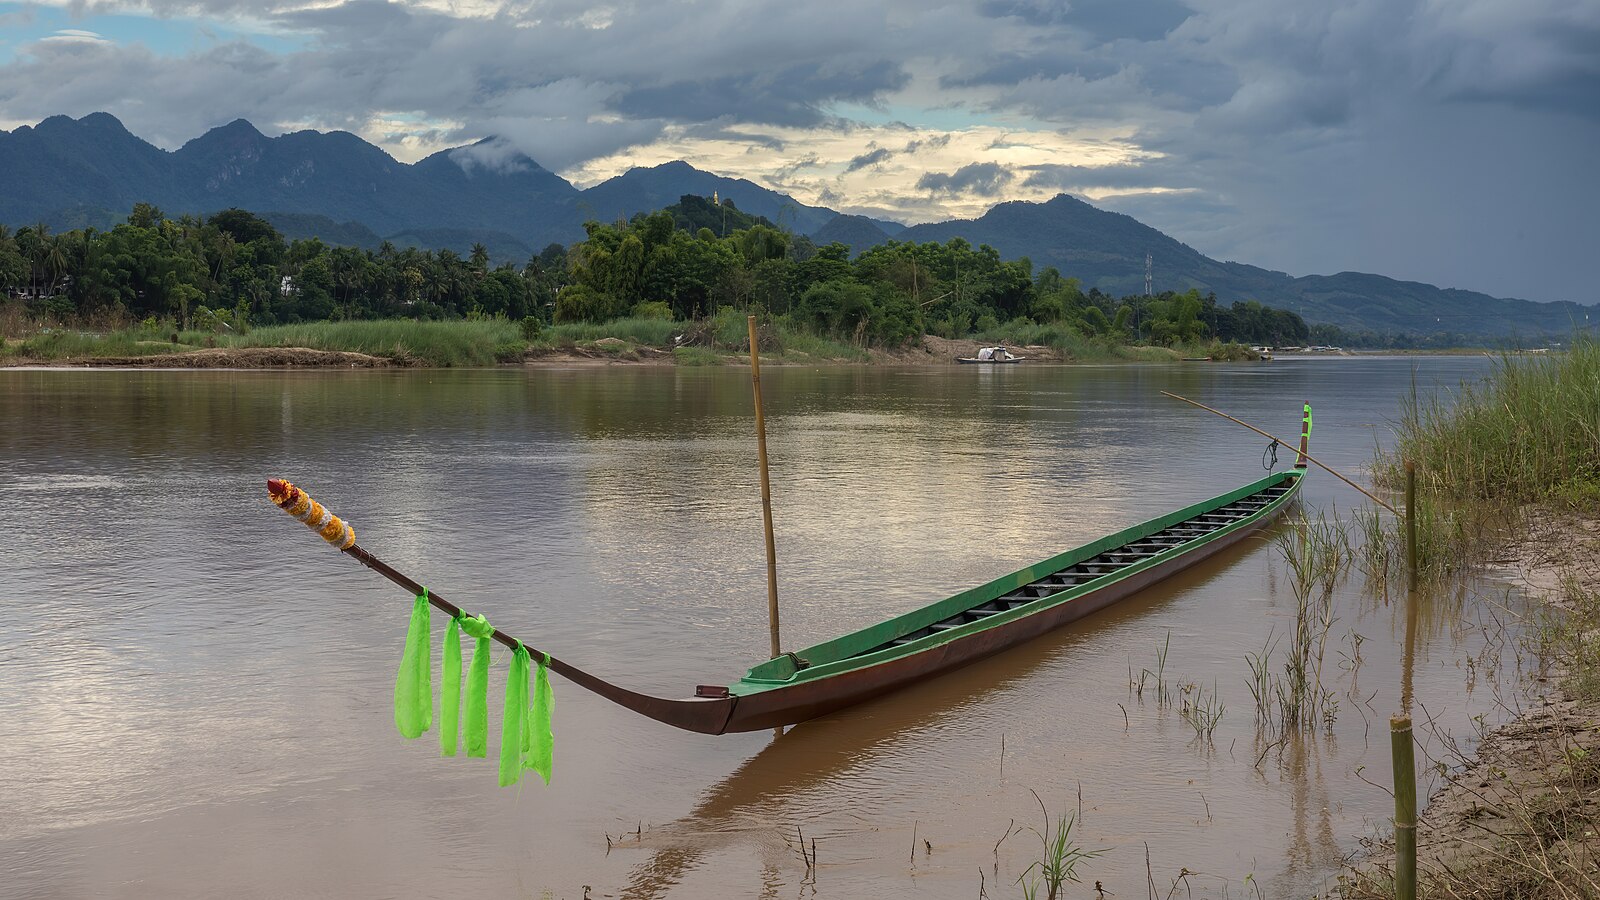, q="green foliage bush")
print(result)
[631,301,673,320]
[1,197,1320,363]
